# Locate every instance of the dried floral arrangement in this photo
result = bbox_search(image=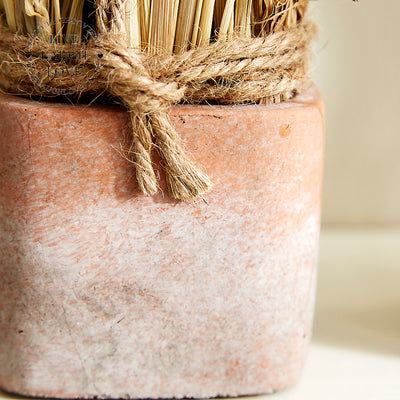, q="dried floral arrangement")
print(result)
[1,0,308,52]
